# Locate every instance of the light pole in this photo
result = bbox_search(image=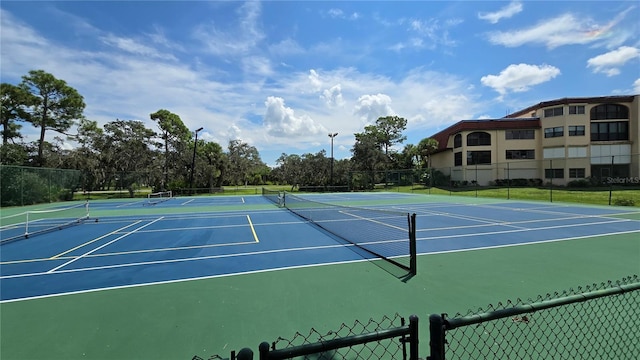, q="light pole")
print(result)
[189,127,204,195]
[328,132,338,186]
